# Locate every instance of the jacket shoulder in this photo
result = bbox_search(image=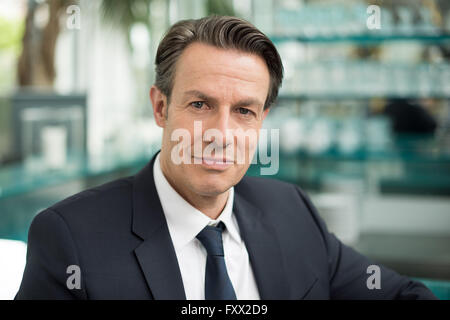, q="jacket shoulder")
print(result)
[236,175,298,195]
[46,176,134,222]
